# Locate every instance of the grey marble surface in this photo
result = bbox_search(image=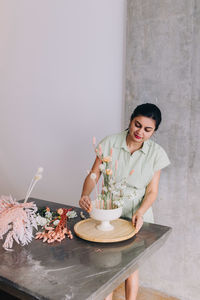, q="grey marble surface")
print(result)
[0,198,172,300]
